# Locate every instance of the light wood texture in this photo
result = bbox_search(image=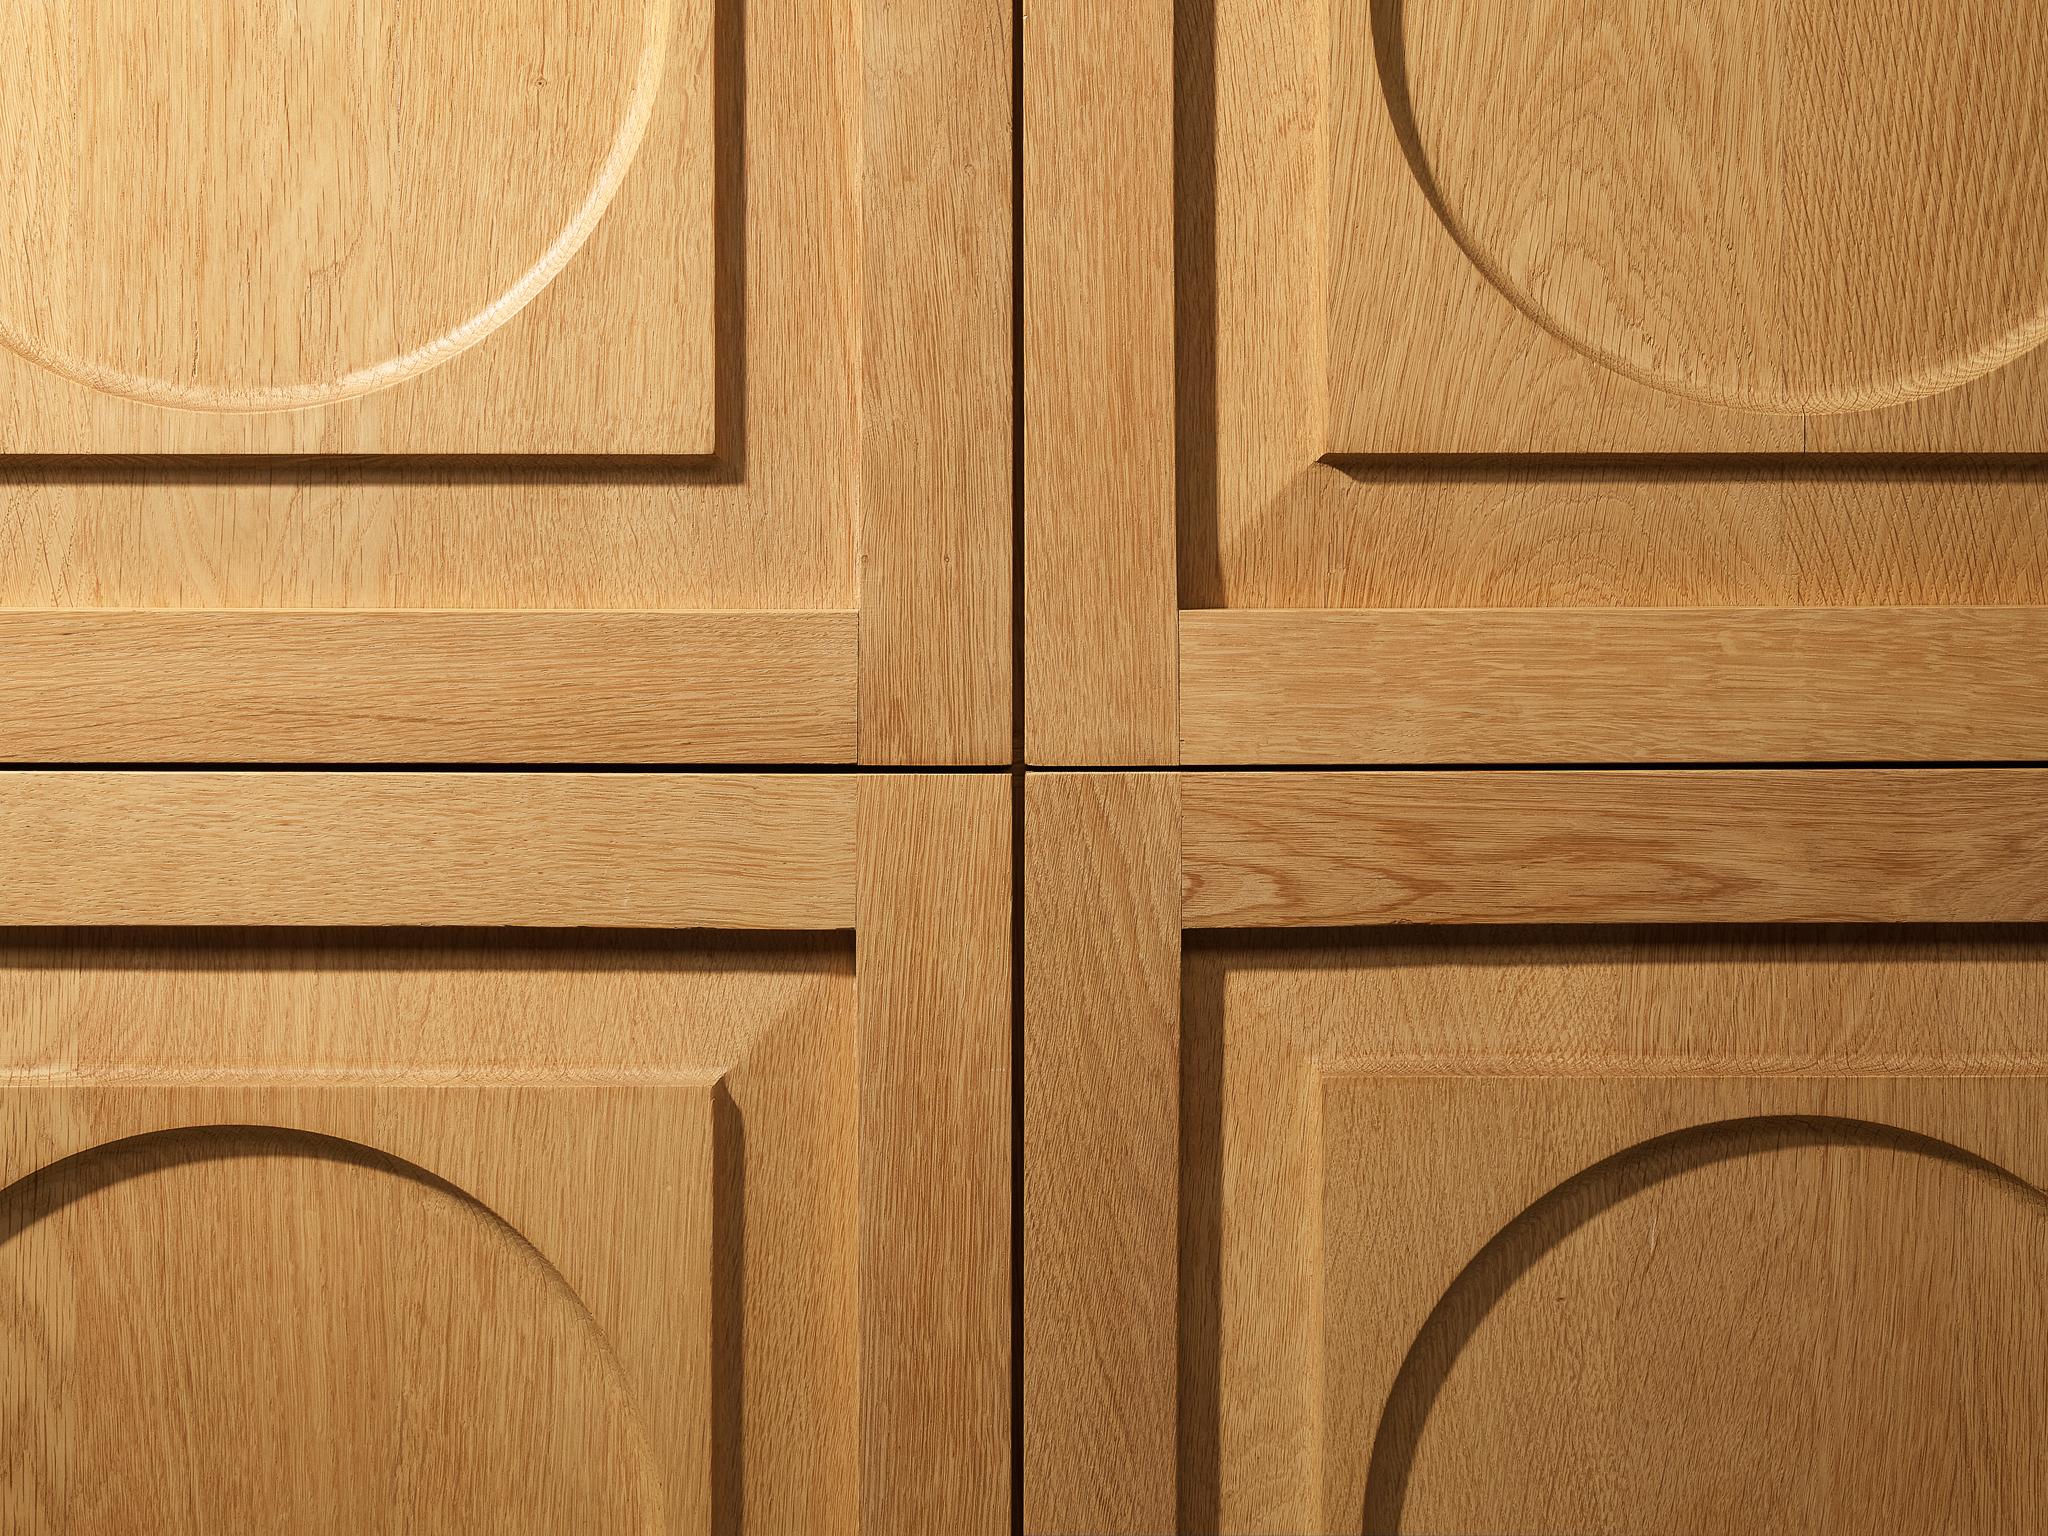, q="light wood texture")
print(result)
[1331,0,2048,451]
[1030,771,2048,1526]
[0,0,1009,766]
[856,776,1010,1532]
[1023,774,1181,1531]
[0,610,856,763]
[1323,1071,2048,1532]
[1023,0,1178,763]
[0,927,863,1531]
[1025,0,2048,763]
[0,0,713,453]
[1183,770,2048,926]
[0,772,857,929]
[1182,931,2048,1529]
[858,0,1012,764]
[1180,607,2048,764]
[0,1082,715,1533]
